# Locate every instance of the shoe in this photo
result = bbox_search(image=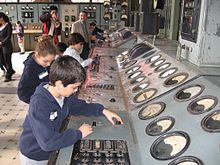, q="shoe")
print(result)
[20,52,25,55]
[4,76,11,82]
[1,70,6,77]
